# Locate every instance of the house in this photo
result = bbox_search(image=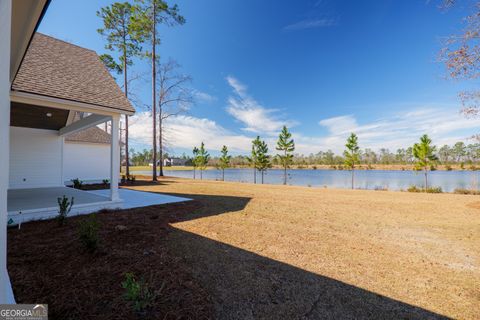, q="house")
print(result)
[0,0,132,303]
[164,157,188,166]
